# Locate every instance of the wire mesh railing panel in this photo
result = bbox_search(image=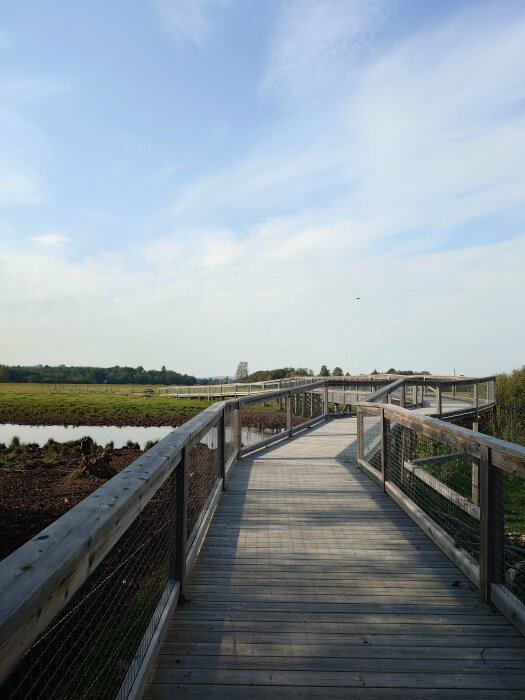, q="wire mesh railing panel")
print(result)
[223,405,236,466]
[187,421,222,540]
[1,472,176,700]
[488,380,496,404]
[386,420,480,562]
[495,469,525,605]
[477,381,492,406]
[443,383,476,408]
[240,399,286,449]
[362,413,382,471]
